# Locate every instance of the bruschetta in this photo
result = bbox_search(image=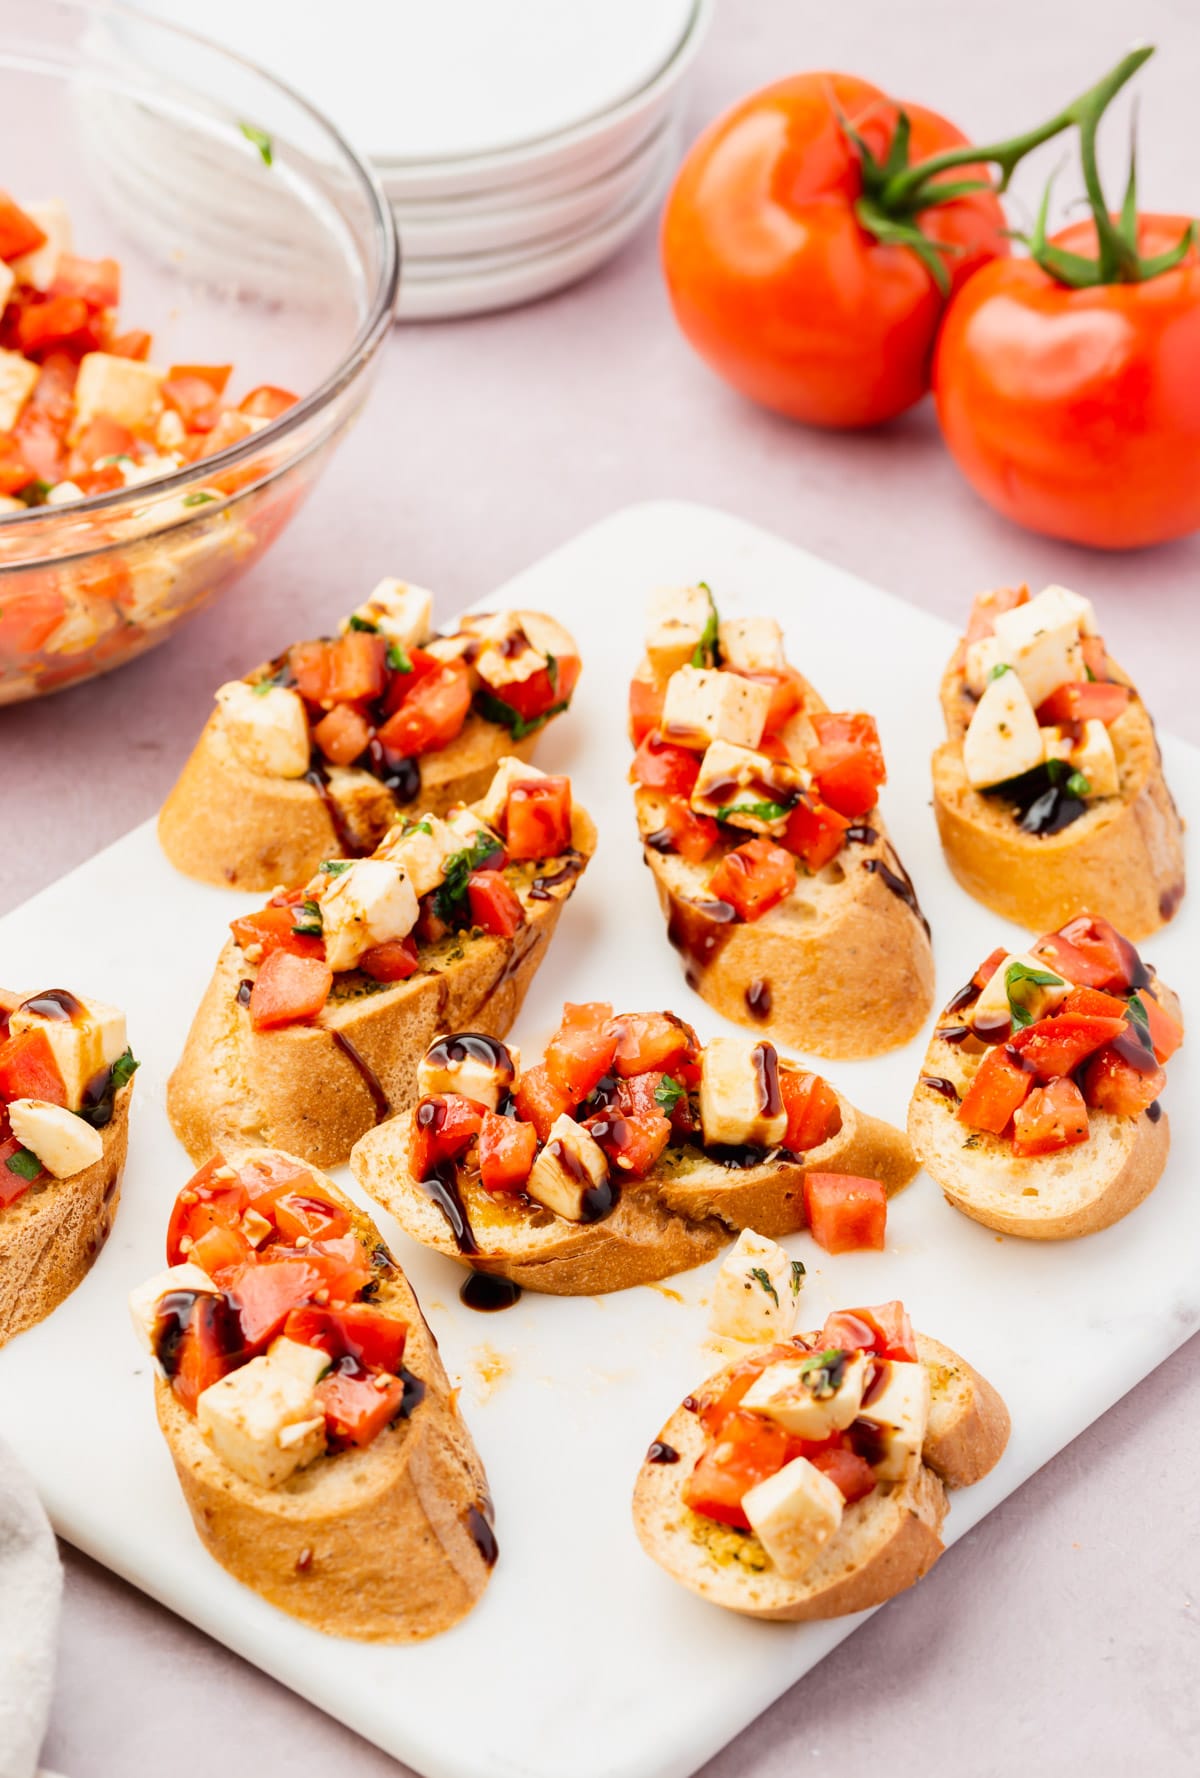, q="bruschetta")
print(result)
[129,1148,495,1641]
[633,1300,1009,1621]
[628,584,934,1058]
[168,760,596,1170]
[158,583,582,889]
[0,987,137,1346]
[350,1001,917,1295]
[932,582,1185,940]
[908,912,1182,1239]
